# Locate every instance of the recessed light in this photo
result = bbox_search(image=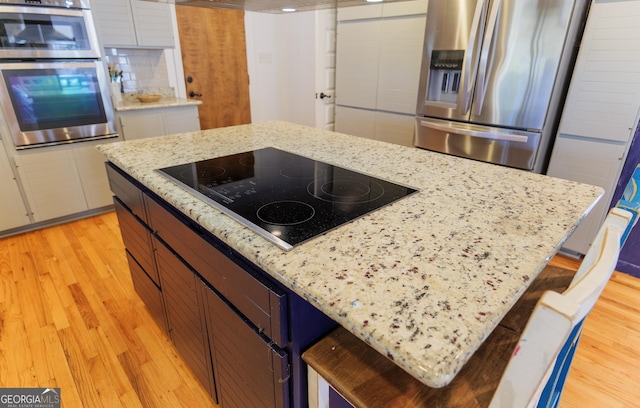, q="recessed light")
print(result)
[282,7,296,12]
[366,0,384,2]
